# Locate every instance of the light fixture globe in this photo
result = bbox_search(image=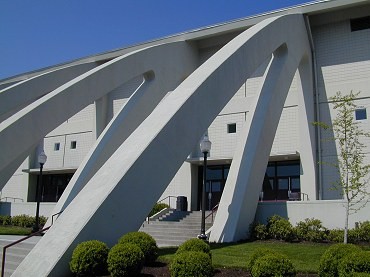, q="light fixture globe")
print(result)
[38,151,47,165]
[200,135,212,154]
